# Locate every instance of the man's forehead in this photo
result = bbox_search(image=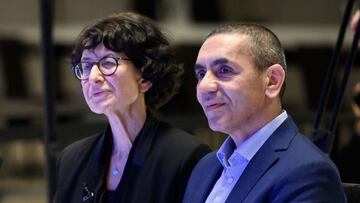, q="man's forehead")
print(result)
[205,33,249,45]
[197,35,251,62]
[200,34,250,55]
